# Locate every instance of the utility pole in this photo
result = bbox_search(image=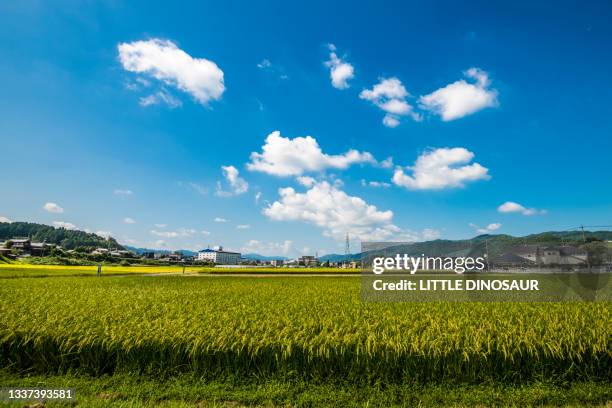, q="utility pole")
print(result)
[345,233,350,255]
[344,233,350,267]
[485,238,490,272]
